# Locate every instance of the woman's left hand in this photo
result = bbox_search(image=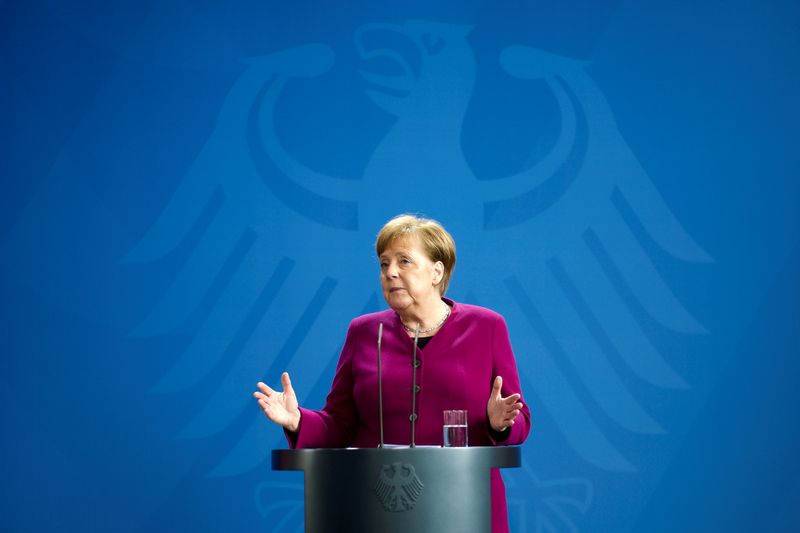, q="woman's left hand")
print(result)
[487,376,523,432]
